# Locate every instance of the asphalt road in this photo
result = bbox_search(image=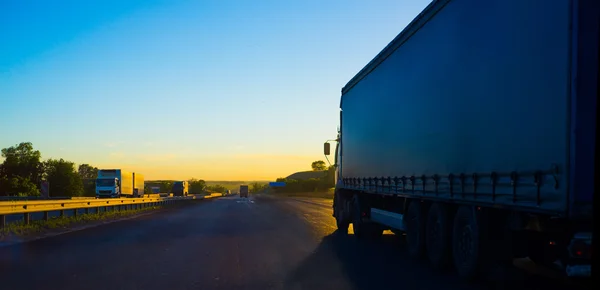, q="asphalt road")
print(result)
[0,195,584,290]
